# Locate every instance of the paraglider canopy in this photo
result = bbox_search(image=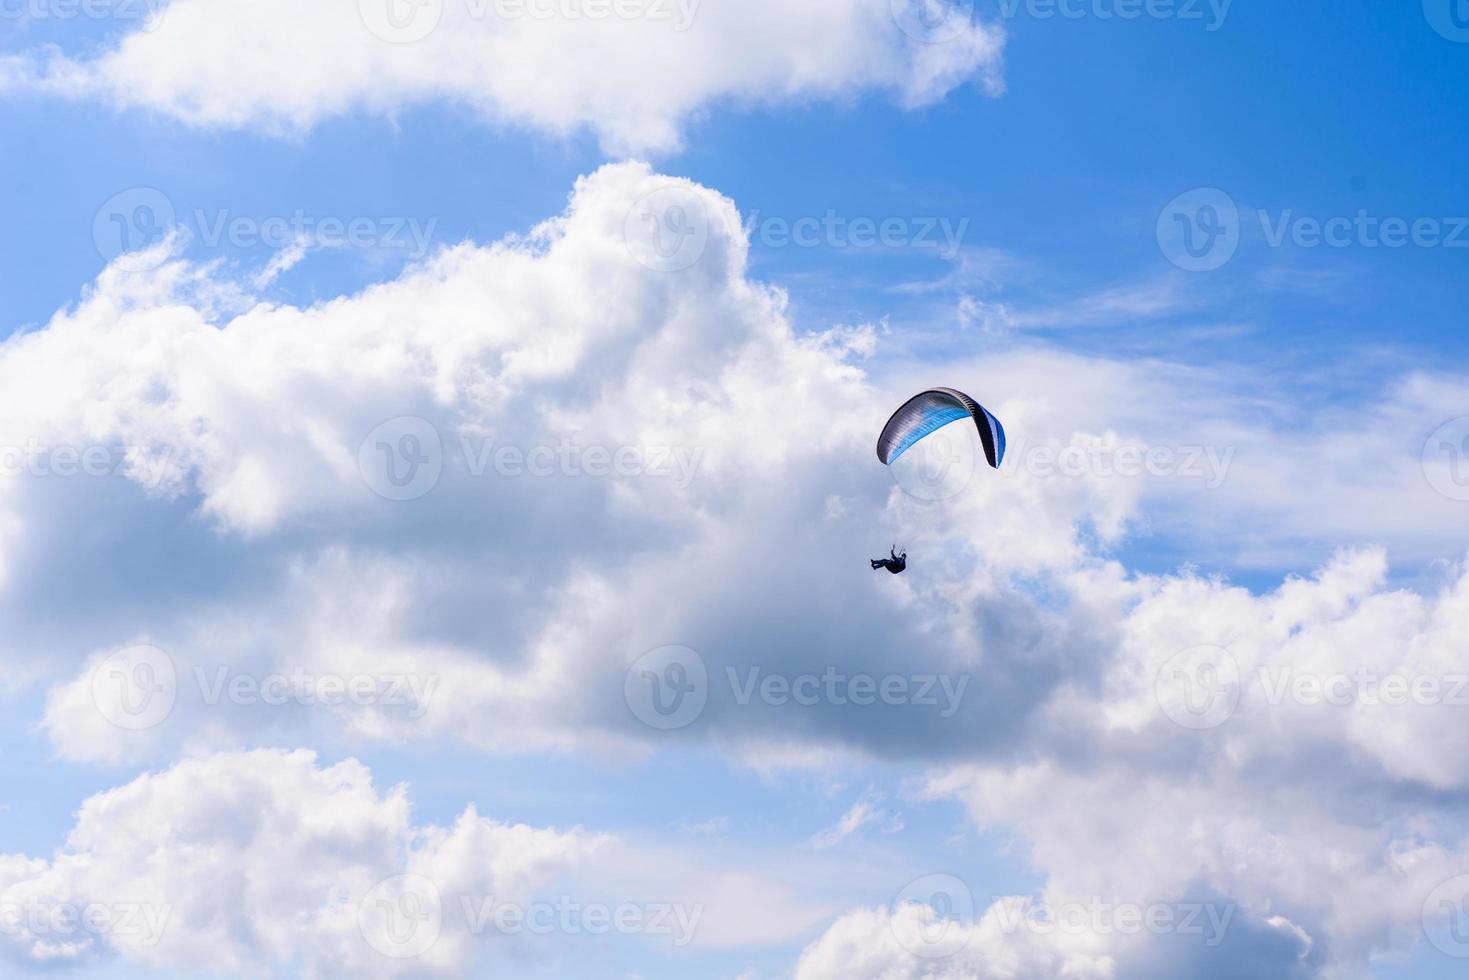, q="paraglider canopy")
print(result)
[876,387,1006,470]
